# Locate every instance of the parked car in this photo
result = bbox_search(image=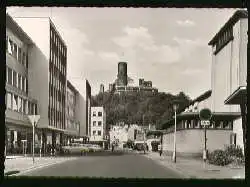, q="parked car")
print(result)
[62,143,88,155]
